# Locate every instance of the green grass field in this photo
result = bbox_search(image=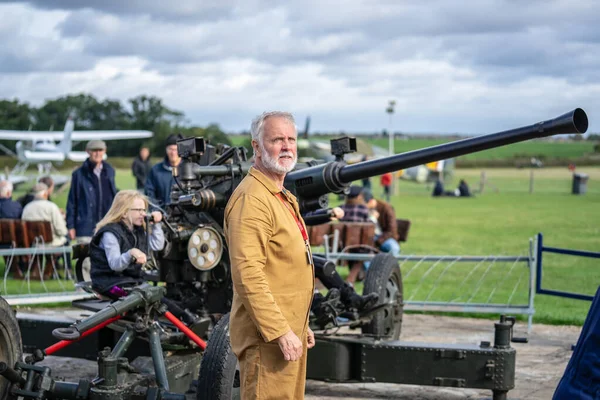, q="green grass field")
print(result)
[369,138,595,161]
[334,168,600,326]
[5,167,599,326]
